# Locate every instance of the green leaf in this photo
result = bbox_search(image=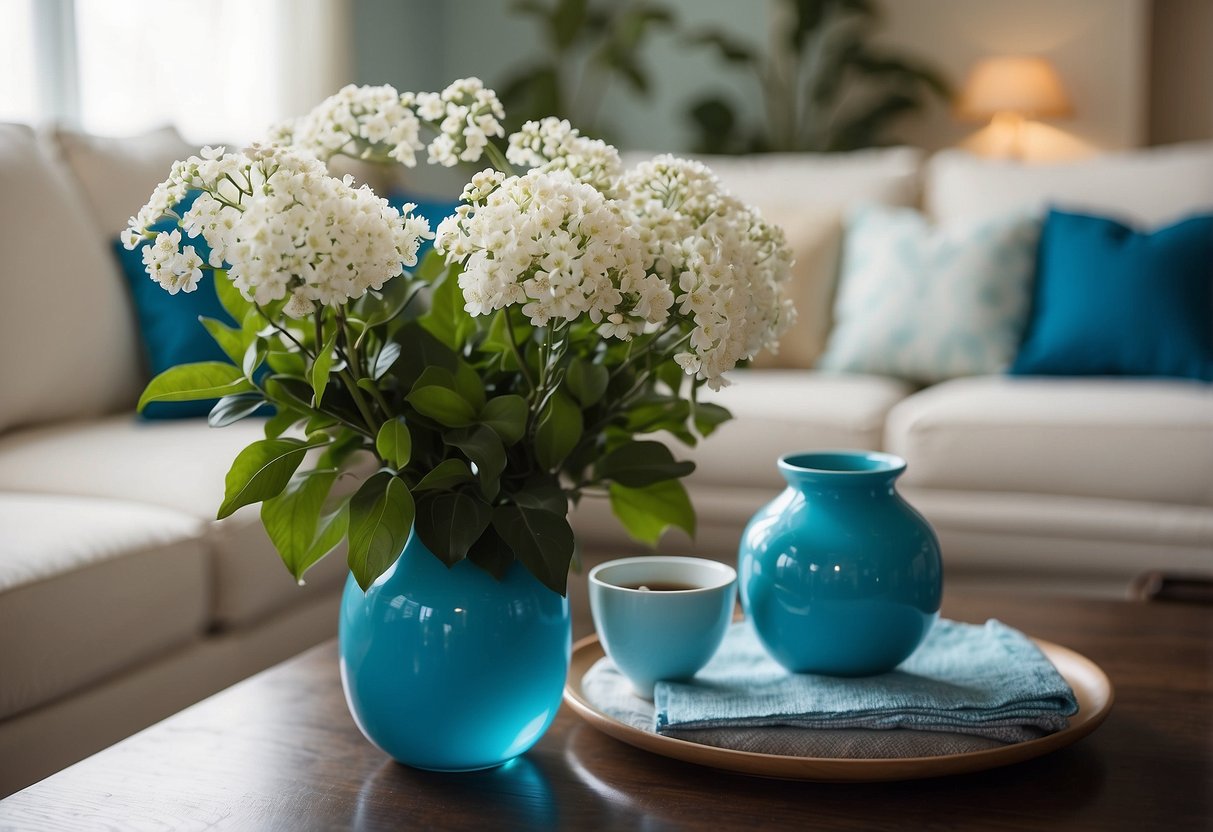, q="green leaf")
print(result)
[347,472,415,591]
[217,437,329,519]
[311,328,338,407]
[138,362,254,411]
[303,502,350,578]
[551,0,588,49]
[199,317,244,365]
[534,391,583,471]
[392,321,458,389]
[414,248,447,283]
[467,524,515,580]
[446,425,506,500]
[419,268,476,350]
[595,440,695,487]
[261,470,337,581]
[375,417,412,469]
[208,393,265,428]
[492,505,575,596]
[413,459,475,491]
[481,311,530,371]
[213,269,252,321]
[264,408,302,439]
[566,358,609,407]
[480,395,528,445]
[693,402,732,438]
[266,348,307,376]
[243,337,267,379]
[453,359,486,410]
[513,481,568,514]
[407,367,477,427]
[372,341,401,380]
[608,479,696,547]
[414,490,493,567]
